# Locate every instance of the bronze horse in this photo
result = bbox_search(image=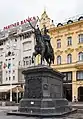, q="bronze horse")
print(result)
[32,32,54,66]
[29,21,54,66]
